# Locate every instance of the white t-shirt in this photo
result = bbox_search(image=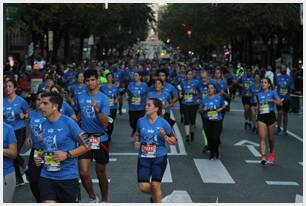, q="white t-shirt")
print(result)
[265,71,274,85]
